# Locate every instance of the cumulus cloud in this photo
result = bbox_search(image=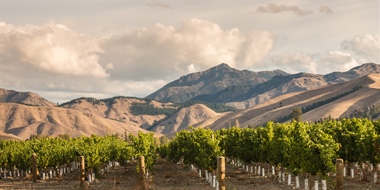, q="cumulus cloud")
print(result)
[256,3,313,16]
[0,19,275,102]
[267,52,318,73]
[100,18,275,80]
[341,34,380,63]
[146,0,172,9]
[0,22,109,78]
[319,5,333,14]
[320,51,358,71]
[264,50,362,74]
